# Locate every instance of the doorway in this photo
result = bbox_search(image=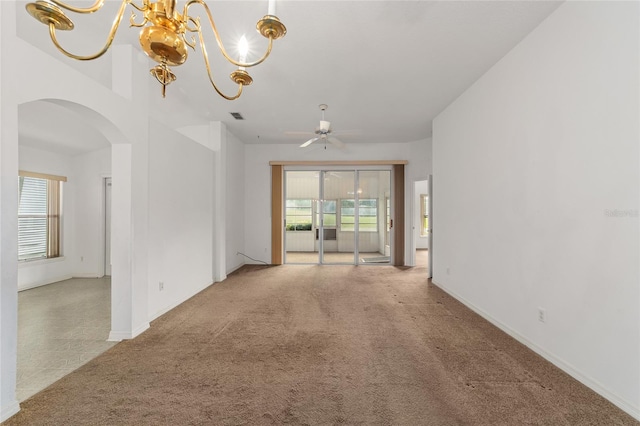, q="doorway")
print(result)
[104,177,112,276]
[284,168,391,265]
[412,177,432,277]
